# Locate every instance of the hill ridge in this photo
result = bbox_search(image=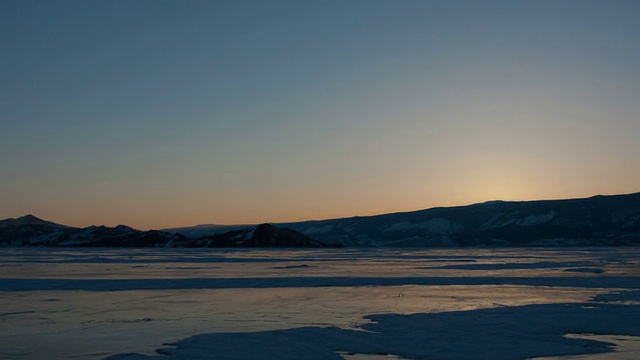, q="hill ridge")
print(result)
[168,192,640,247]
